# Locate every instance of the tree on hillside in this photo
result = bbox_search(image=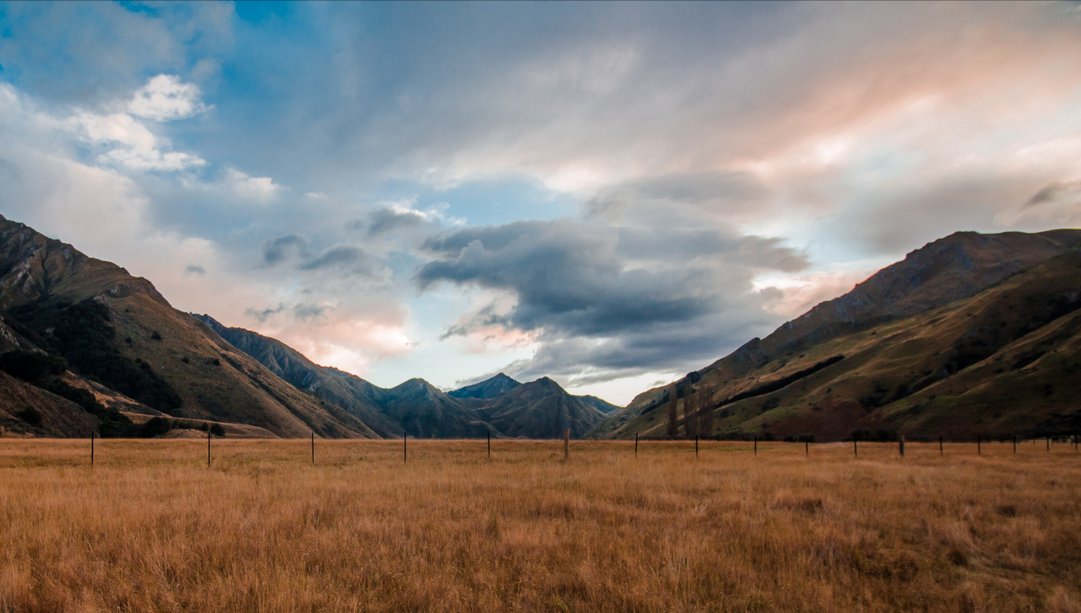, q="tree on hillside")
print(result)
[666,383,679,439]
[698,388,714,438]
[684,387,698,439]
